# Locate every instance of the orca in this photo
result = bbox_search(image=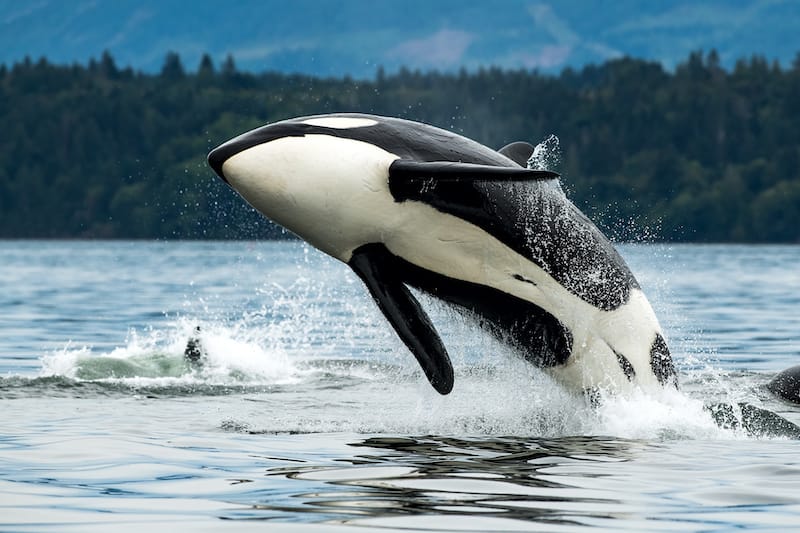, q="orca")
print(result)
[767,365,800,404]
[207,113,677,396]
